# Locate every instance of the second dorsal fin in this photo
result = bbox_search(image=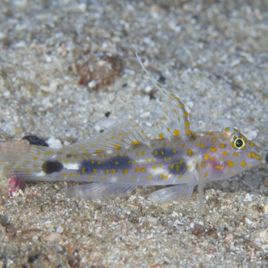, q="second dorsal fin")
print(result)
[57,120,150,159]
